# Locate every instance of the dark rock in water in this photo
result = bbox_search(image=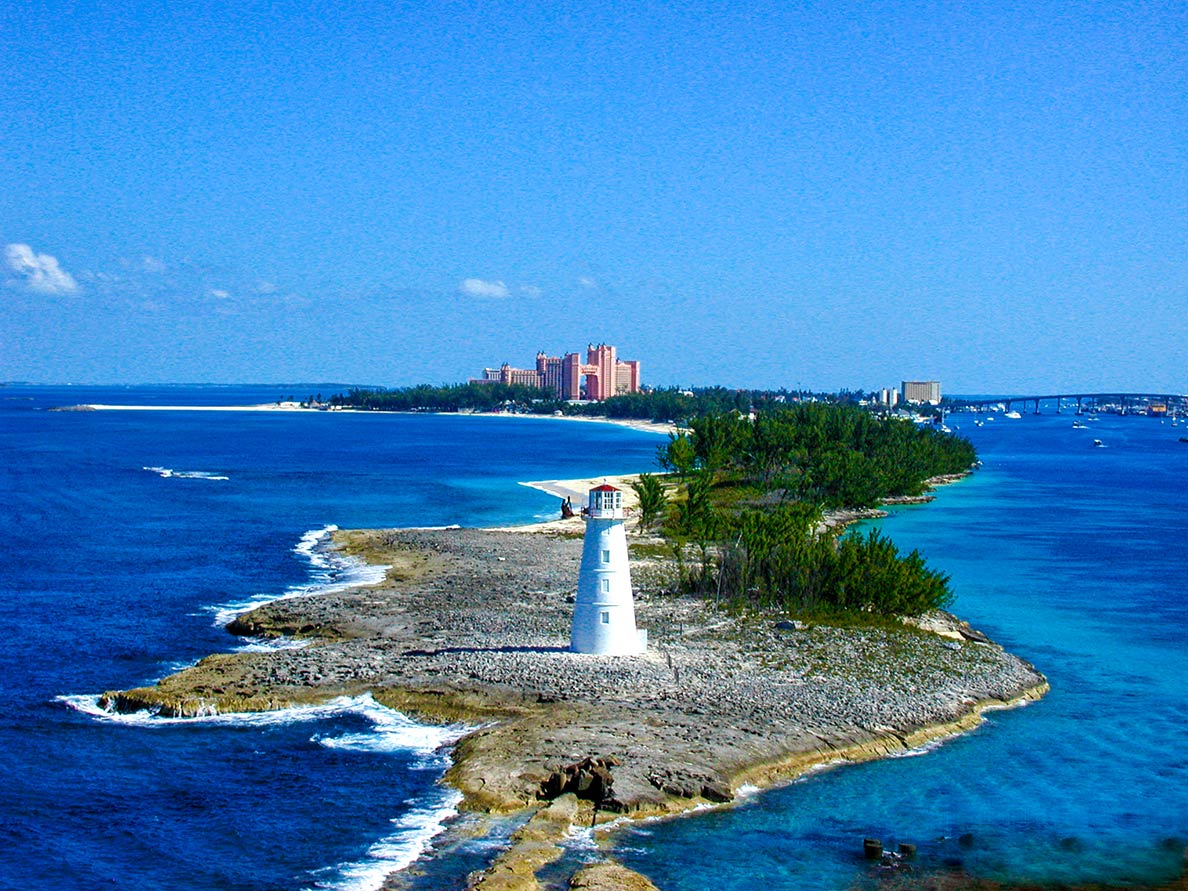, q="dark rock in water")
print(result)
[864,838,883,860]
[541,755,619,806]
[958,832,976,848]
